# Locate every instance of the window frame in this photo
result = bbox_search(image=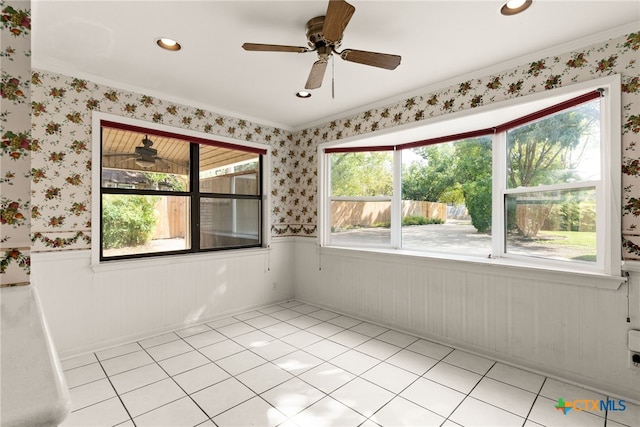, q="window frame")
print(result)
[319,75,622,278]
[91,112,270,265]
[327,149,395,248]
[493,94,608,271]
